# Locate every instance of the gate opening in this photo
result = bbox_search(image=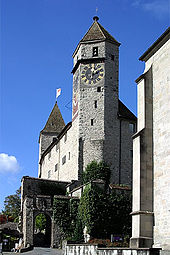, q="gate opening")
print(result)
[33,213,51,247]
